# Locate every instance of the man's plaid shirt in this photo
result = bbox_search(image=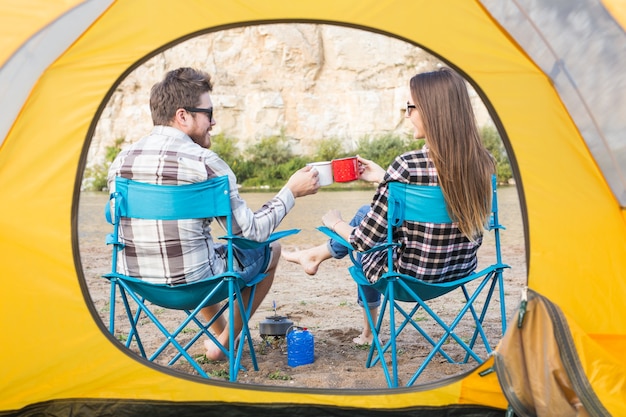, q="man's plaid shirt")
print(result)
[107,126,295,285]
